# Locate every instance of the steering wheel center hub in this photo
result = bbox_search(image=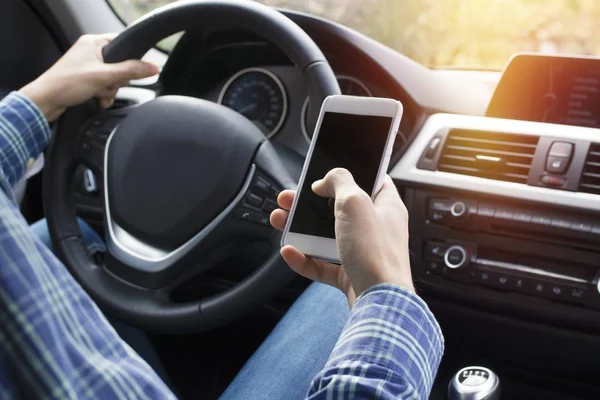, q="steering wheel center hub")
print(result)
[106,95,264,249]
